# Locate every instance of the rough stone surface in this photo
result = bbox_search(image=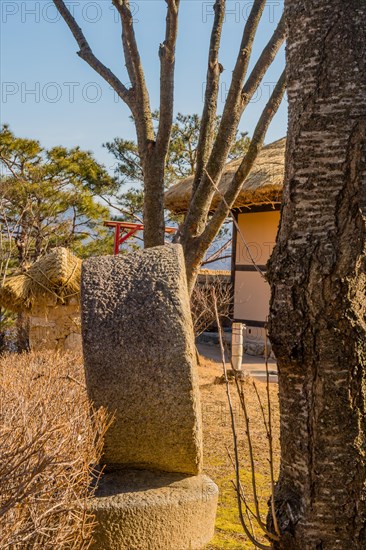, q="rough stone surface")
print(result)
[89,470,218,550]
[81,244,202,475]
[64,332,82,351]
[245,341,265,356]
[28,303,81,352]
